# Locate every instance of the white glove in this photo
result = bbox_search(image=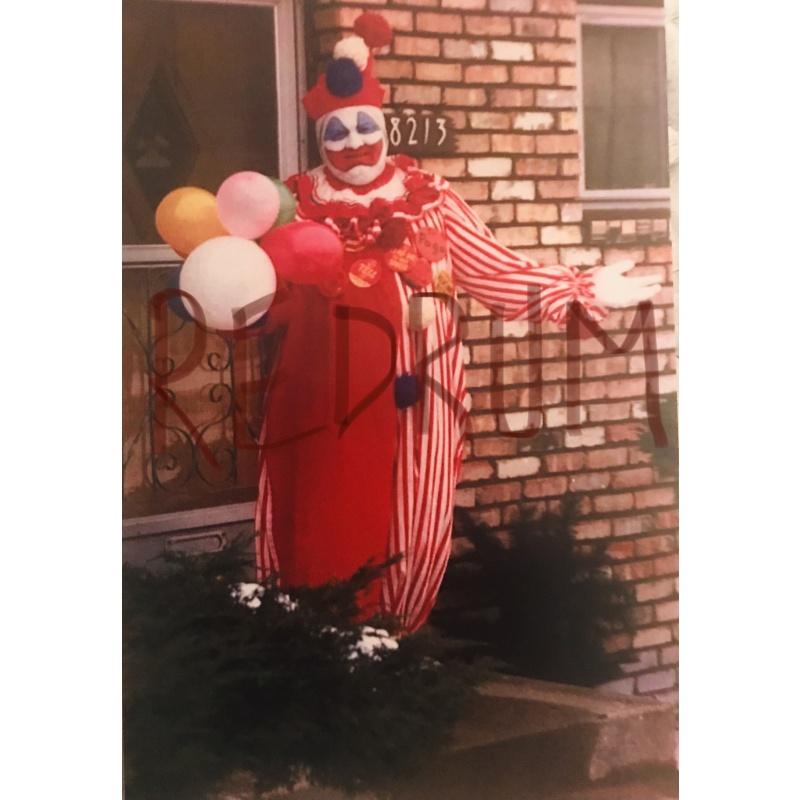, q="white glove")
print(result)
[592,260,662,309]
